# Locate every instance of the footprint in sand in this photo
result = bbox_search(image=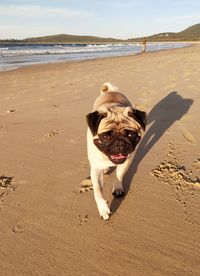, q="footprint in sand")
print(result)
[77,214,88,227]
[0,177,23,209]
[12,217,47,233]
[47,129,59,137]
[12,211,59,234]
[0,175,15,194]
[12,223,25,233]
[180,128,196,144]
[151,143,200,225]
[37,129,59,143]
